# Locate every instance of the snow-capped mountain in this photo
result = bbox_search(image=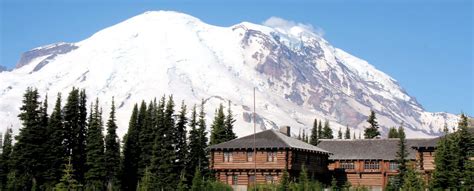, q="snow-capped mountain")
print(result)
[0,11,459,138]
